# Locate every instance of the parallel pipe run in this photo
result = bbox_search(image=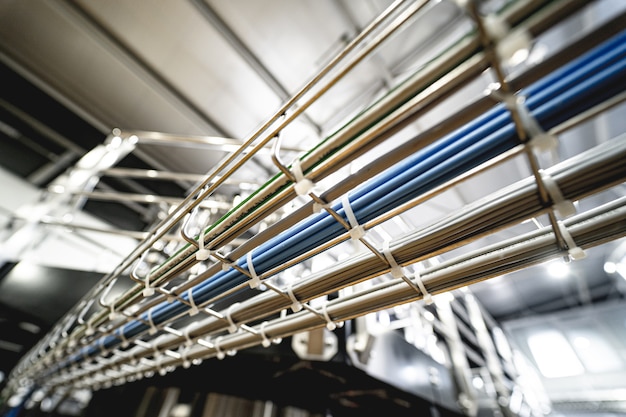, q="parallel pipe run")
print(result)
[9,0,622,390]
[44,0,423,344]
[58,196,626,388]
[37,28,626,382]
[57,2,580,354]
[43,136,626,386]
